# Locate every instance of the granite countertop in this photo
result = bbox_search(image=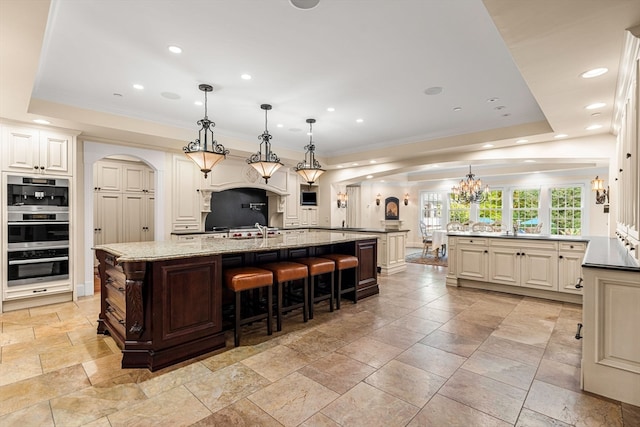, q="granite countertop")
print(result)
[311,227,410,233]
[581,236,639,272]
[94,231,378,262]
